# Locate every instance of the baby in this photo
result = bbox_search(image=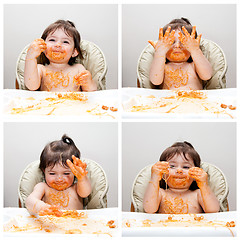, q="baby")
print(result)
[148,18,213,90]
[25,135,91,216]
[24,20,97,92]
[143,142,220,214]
